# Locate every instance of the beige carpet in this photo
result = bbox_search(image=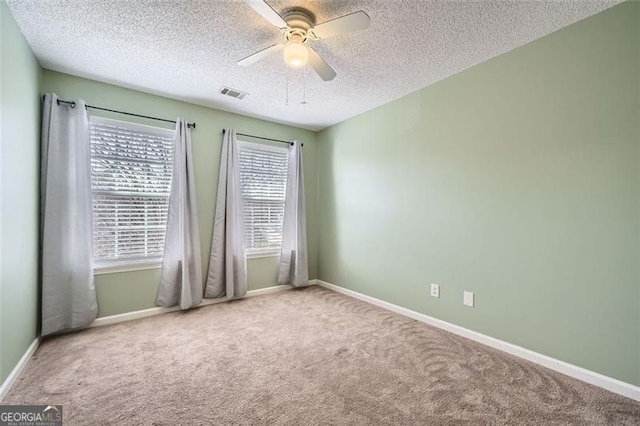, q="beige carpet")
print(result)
[4,286,640,425]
